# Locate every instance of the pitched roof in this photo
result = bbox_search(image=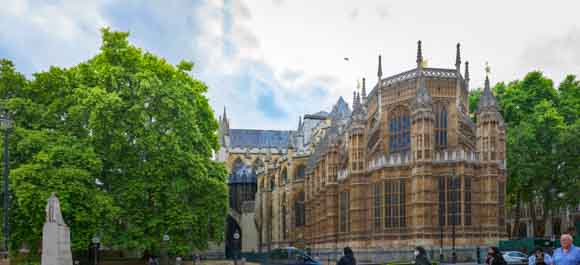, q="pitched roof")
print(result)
[229,129,291,149]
